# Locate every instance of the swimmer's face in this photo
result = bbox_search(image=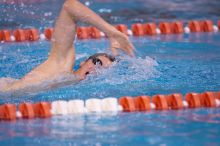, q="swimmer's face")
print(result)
[80,55,113,73]
[75,53,116,79]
